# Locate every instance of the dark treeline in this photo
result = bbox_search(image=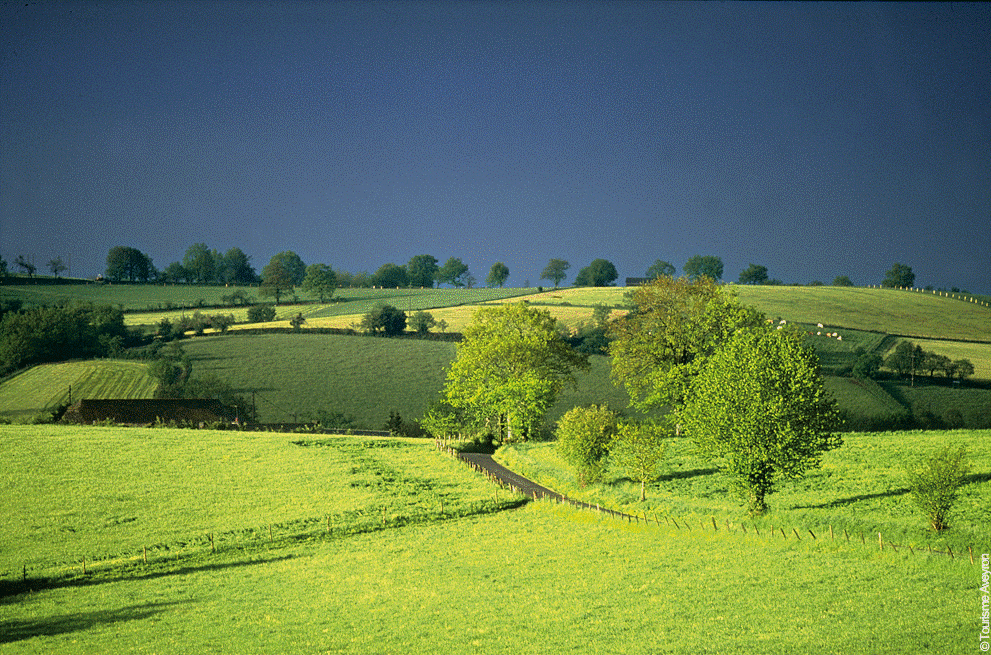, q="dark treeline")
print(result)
[0,302,140,376]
